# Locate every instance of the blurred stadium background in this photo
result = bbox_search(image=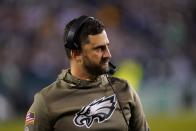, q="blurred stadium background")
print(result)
[0,0,196,130]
